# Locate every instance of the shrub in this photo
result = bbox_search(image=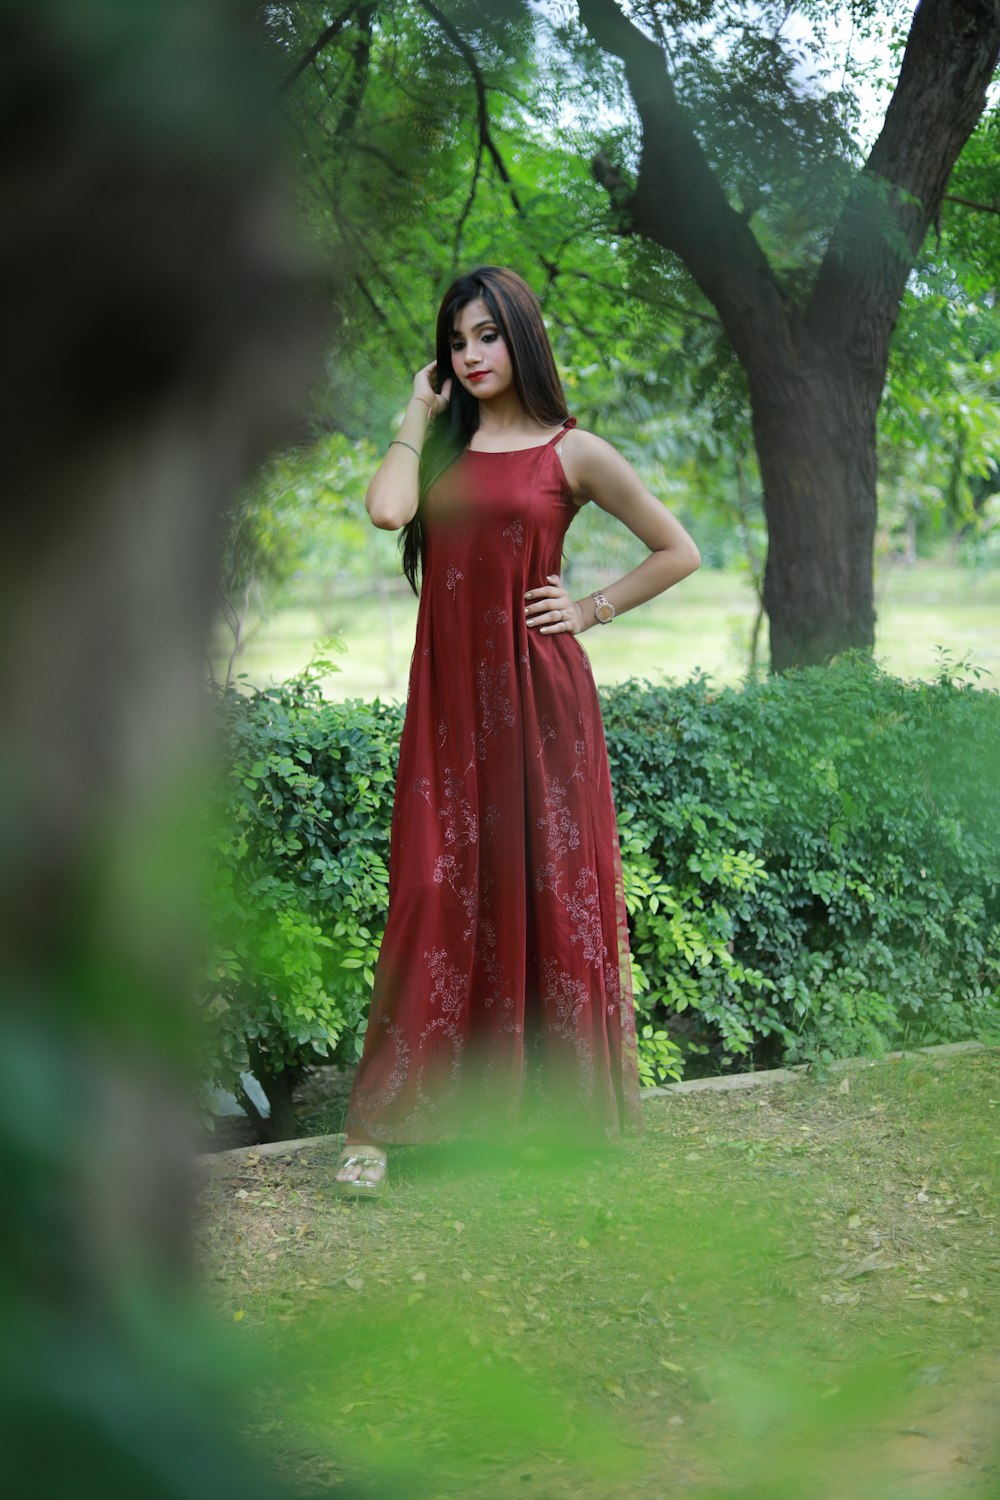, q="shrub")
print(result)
[201,666,401,1137]
[603,651,1000,1074]
[202,653,1000,1120]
